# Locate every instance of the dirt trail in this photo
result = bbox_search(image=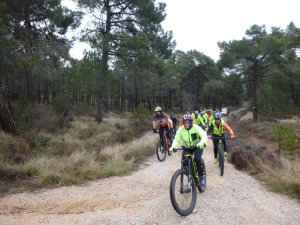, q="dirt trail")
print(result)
[1,132,299,225]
